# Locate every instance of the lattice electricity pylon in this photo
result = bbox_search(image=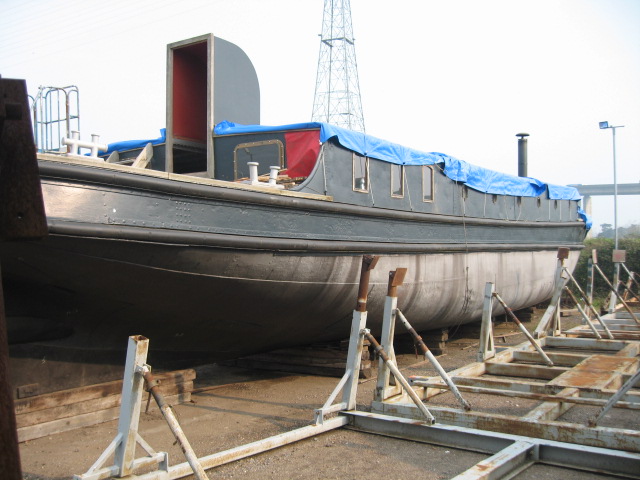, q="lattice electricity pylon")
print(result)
[311,0,365,132]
